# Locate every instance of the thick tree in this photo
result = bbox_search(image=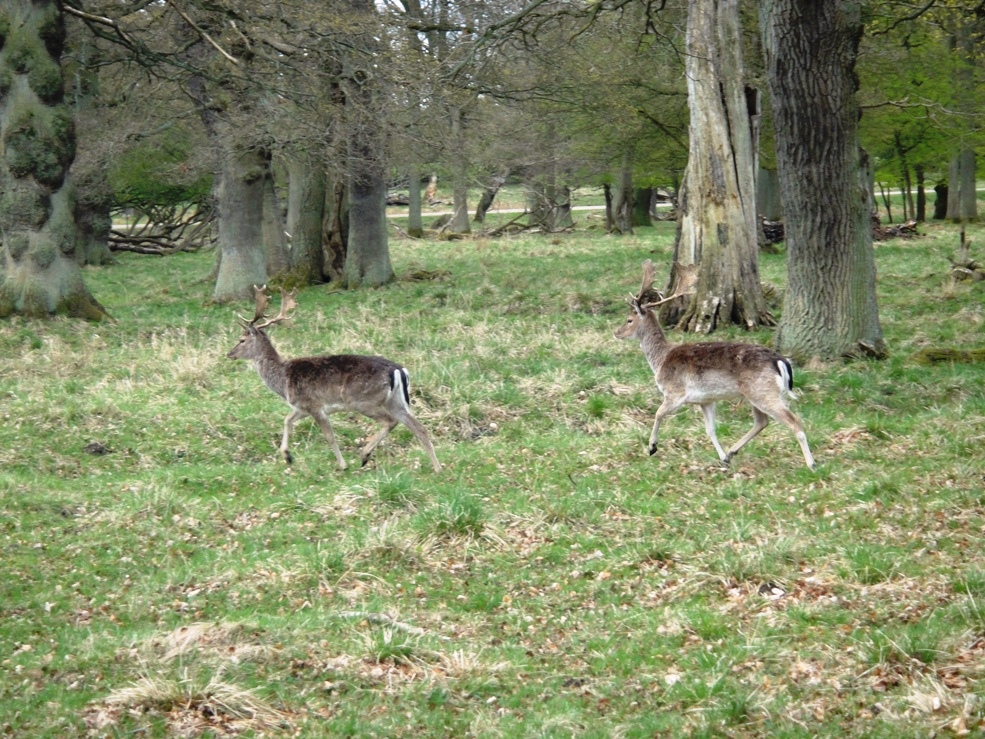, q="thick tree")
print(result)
[341,0,394,288]
[763,0,886,360]
[0,1,108,320]
[670,0,771,333]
